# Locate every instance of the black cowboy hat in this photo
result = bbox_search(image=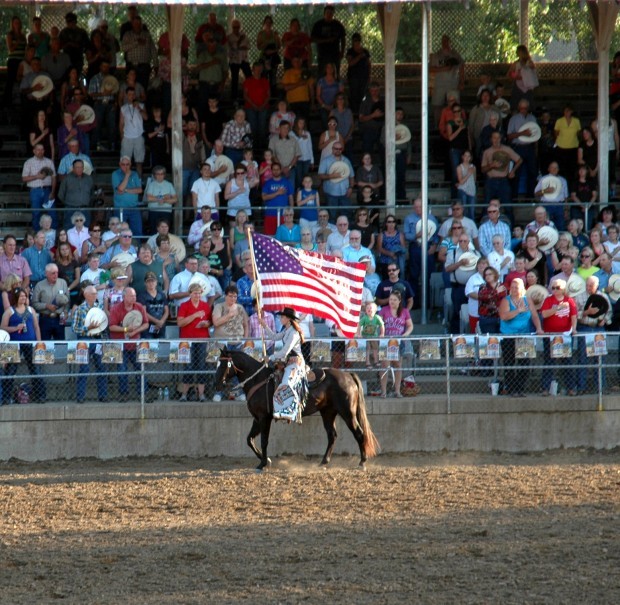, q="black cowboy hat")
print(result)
[275,307,299,322]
